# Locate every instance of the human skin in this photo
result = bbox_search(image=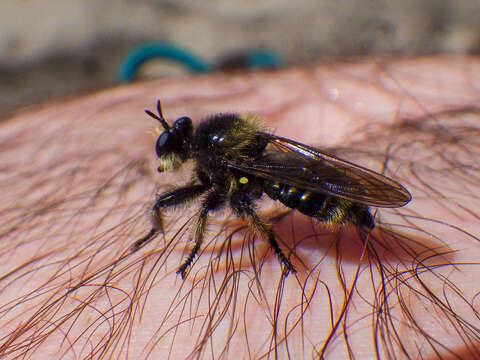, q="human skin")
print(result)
[1,56,480,359]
